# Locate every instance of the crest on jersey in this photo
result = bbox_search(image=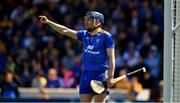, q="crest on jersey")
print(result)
[86,37,89,40]
[96,39,100,43]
